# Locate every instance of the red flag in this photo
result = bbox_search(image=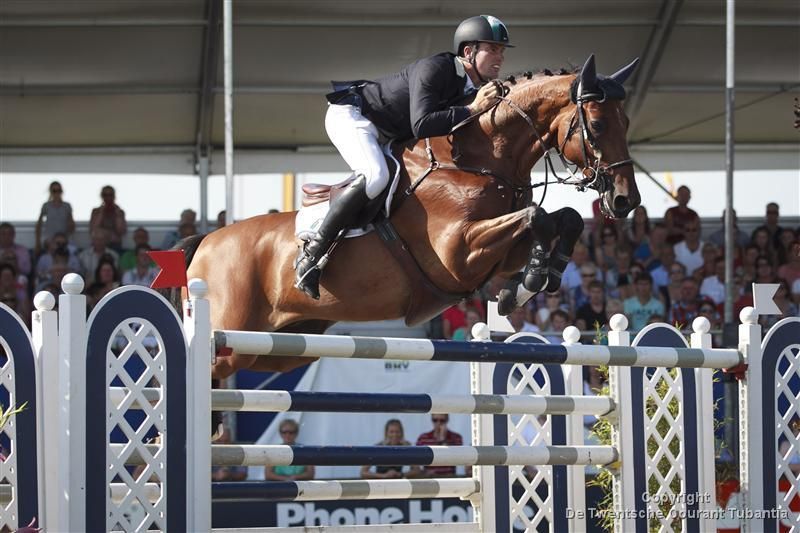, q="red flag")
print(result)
[148,250,188,289]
